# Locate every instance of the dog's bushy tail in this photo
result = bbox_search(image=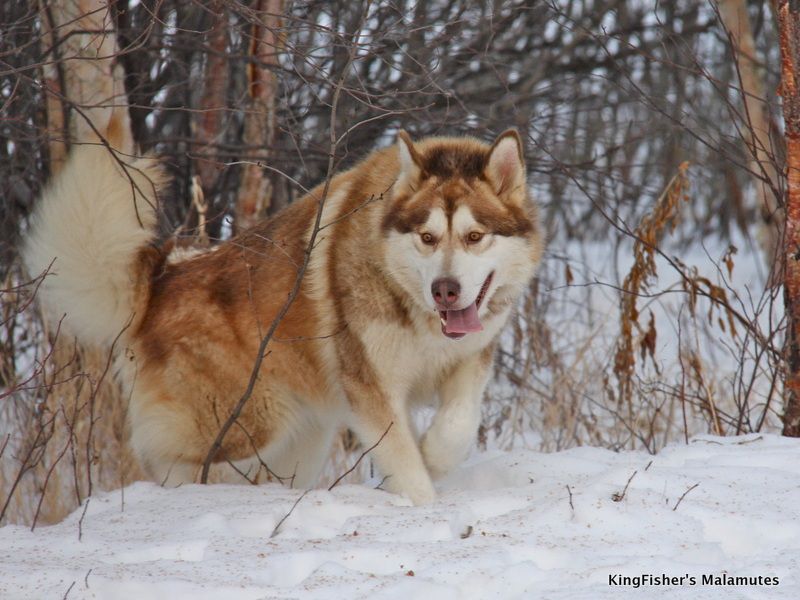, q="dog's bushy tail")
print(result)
[23,142,167,346]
